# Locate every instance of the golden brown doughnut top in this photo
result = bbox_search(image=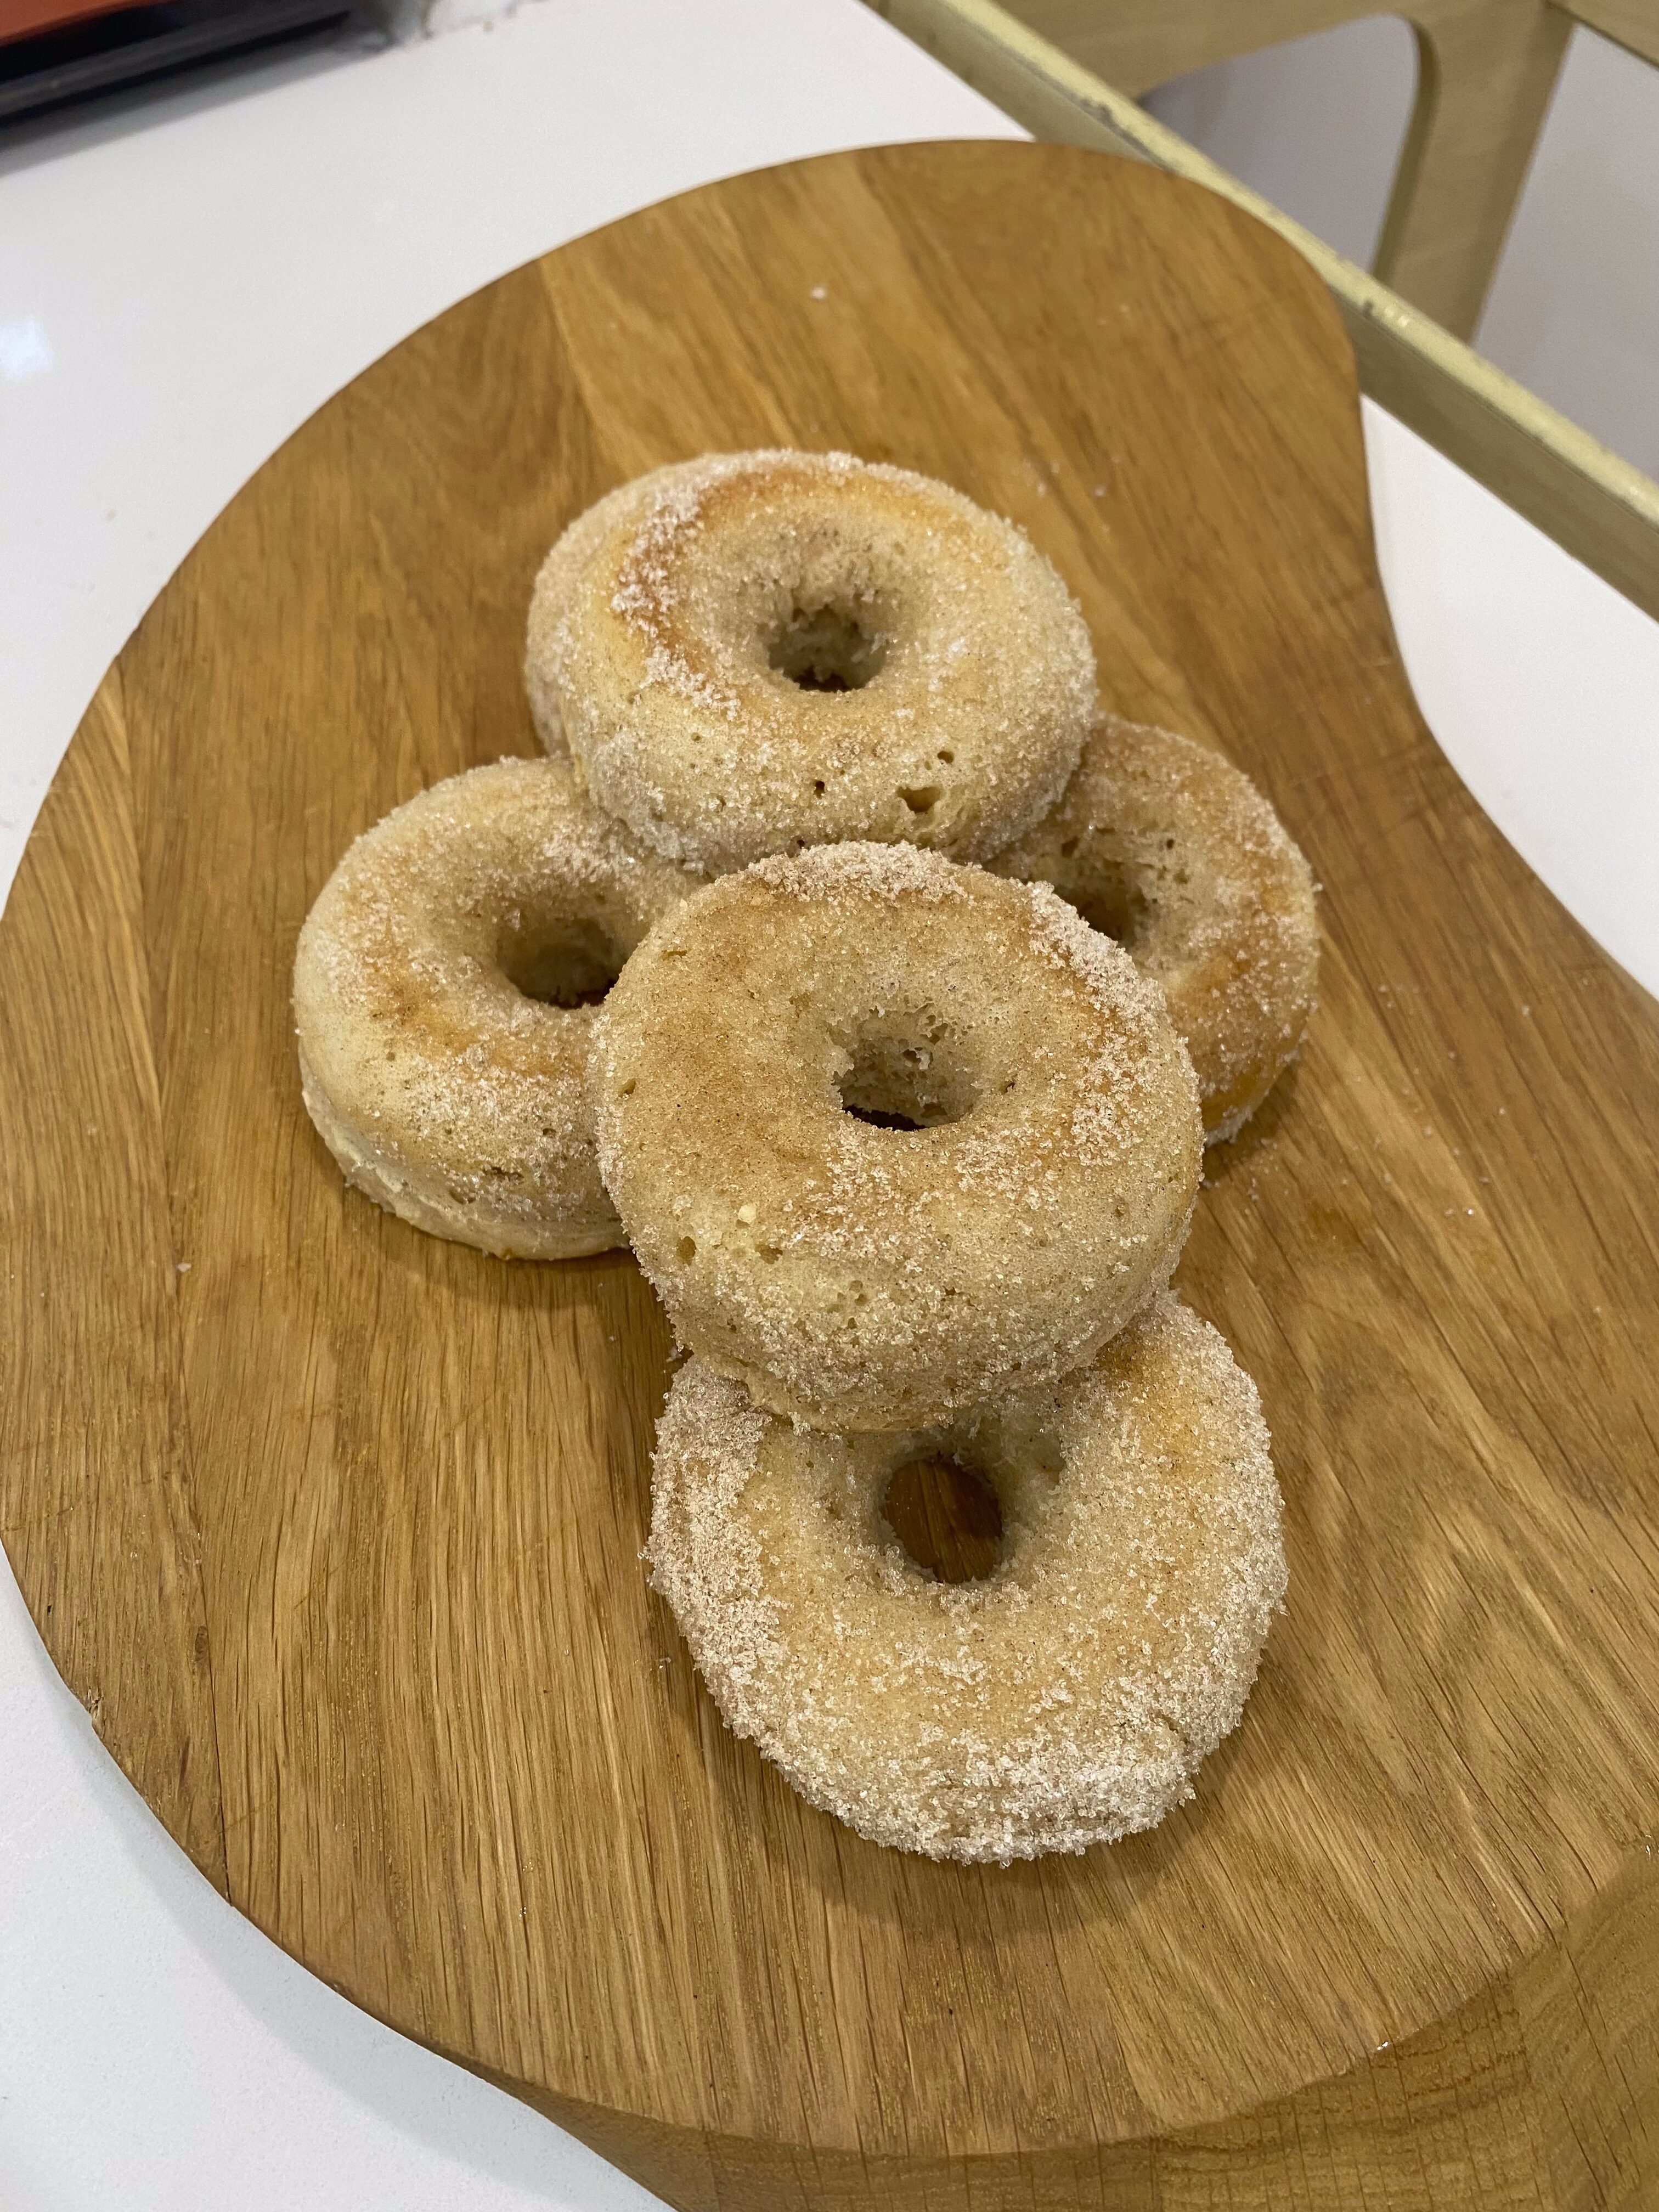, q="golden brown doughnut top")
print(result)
[527,450,1096,872]
[648,1295,1285,1861]
[591,842,1202,1429]
[995,715,1318,1140]
[293,757,697,1253]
